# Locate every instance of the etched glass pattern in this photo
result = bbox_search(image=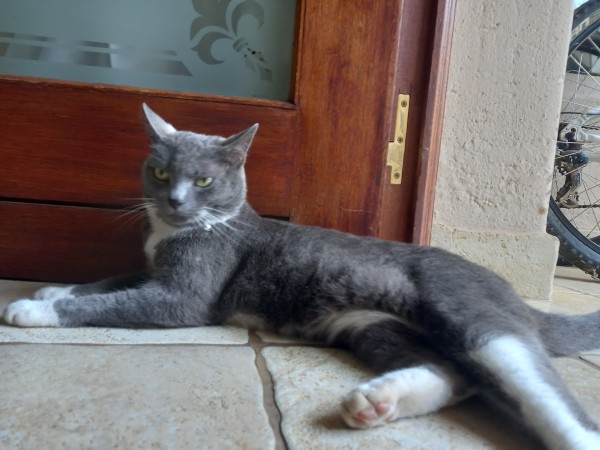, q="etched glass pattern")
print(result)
[0,0,296,100]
